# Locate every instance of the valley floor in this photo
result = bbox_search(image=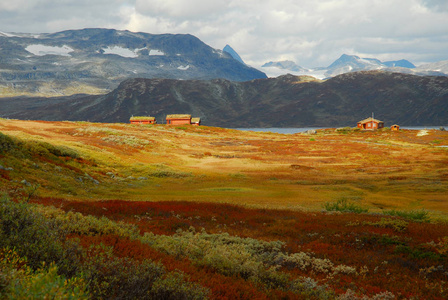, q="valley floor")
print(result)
[1,119,448,299]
